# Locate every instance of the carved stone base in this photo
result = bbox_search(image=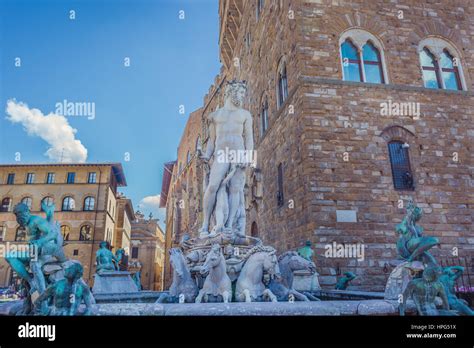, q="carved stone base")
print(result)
[384,261,424,300]
[92,271,139,294]
[293,270,321,292]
